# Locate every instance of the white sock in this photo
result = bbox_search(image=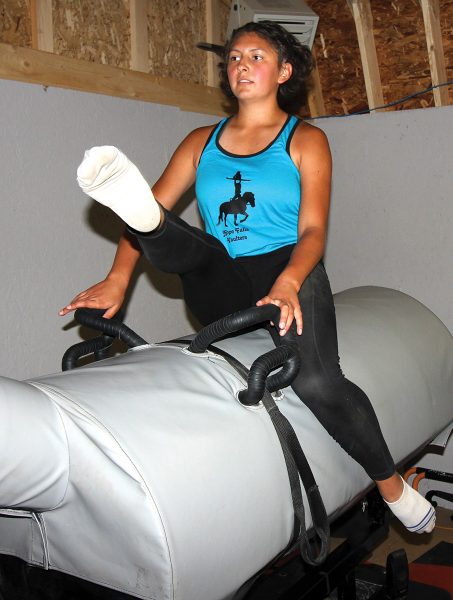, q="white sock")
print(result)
[76,146,161,233]
[385,477,436,534]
